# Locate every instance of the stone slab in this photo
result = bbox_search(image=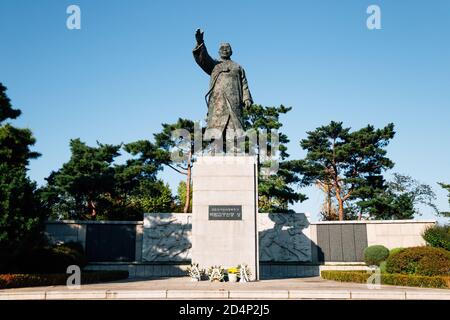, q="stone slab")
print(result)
[405,292,450,300]
[229,290,289,299]
[289,290,351,299]
[106,290,167,299]
[45,290,107,300]
[350,290,406,300]
[0,292,47,300]
[166,290,229,299]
